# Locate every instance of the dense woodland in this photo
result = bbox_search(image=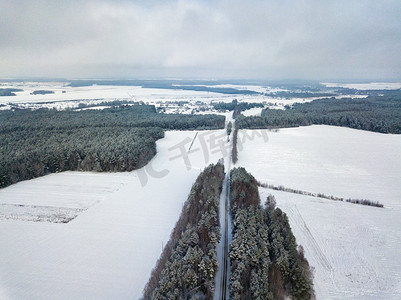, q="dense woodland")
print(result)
[143,163,225,299]
[269,91,336,98]
[229,168,314,300]
[31,90,55,95]
[68,80,260,95]
[0,105,225,131]
[0,88,23,96]
[237,92,401,134]
[0,127,163,188]
[212,100,264,112]
[0,105,225,188]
